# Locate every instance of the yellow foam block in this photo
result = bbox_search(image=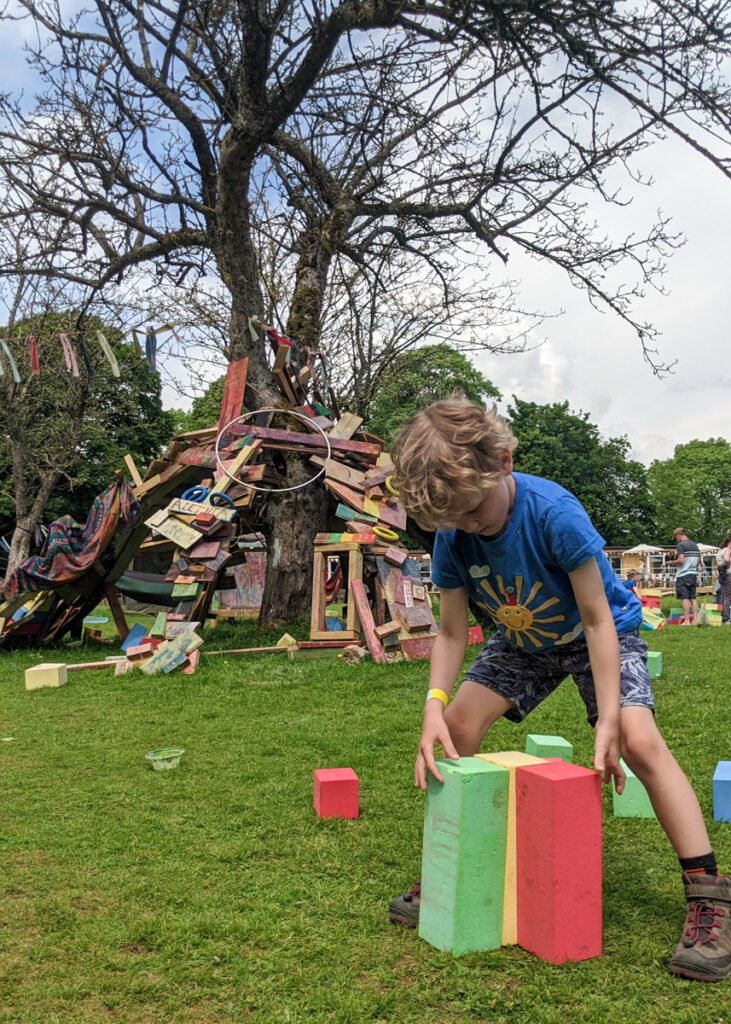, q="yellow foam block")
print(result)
[24,663,68,691]
[475,751,548,944]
